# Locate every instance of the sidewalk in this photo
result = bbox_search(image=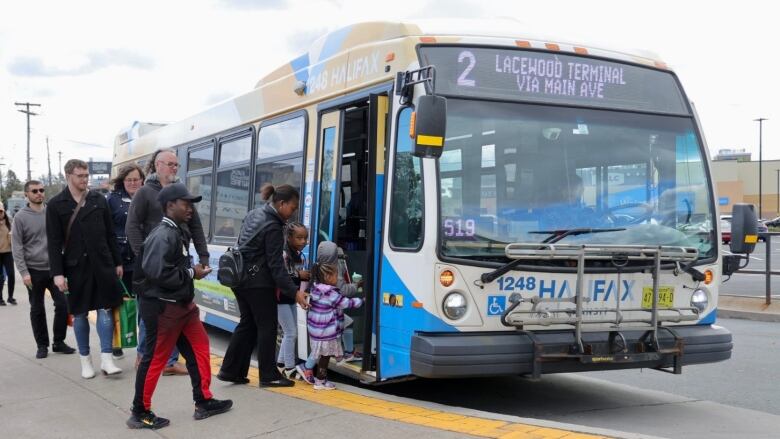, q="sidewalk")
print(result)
[718,294,780,322]
[0,281,615,439]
